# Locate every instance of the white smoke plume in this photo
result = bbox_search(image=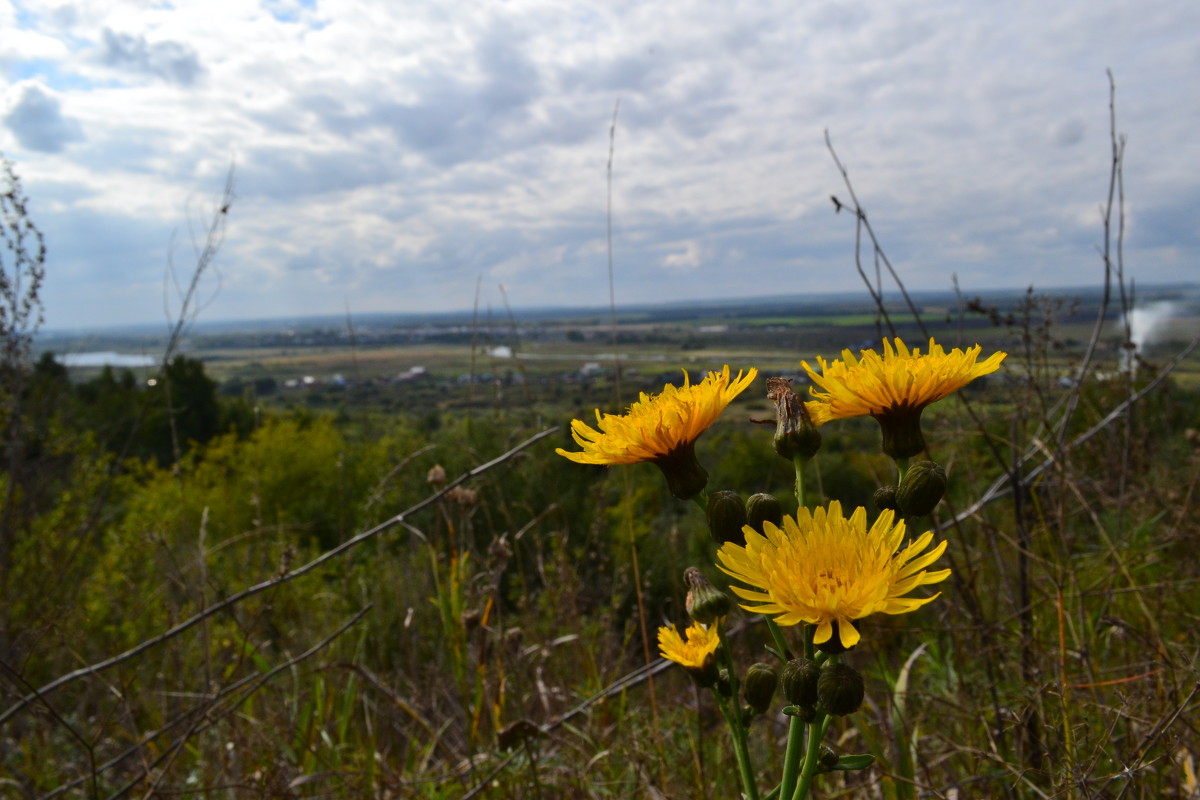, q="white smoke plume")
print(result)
[1124,300,1180,353]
